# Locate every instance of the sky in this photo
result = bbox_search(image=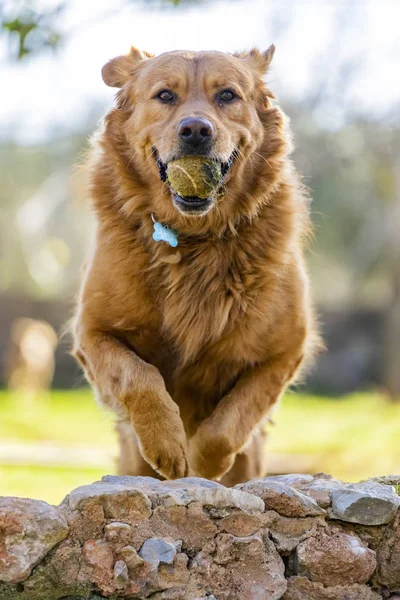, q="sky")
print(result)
[0,0,399,144]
